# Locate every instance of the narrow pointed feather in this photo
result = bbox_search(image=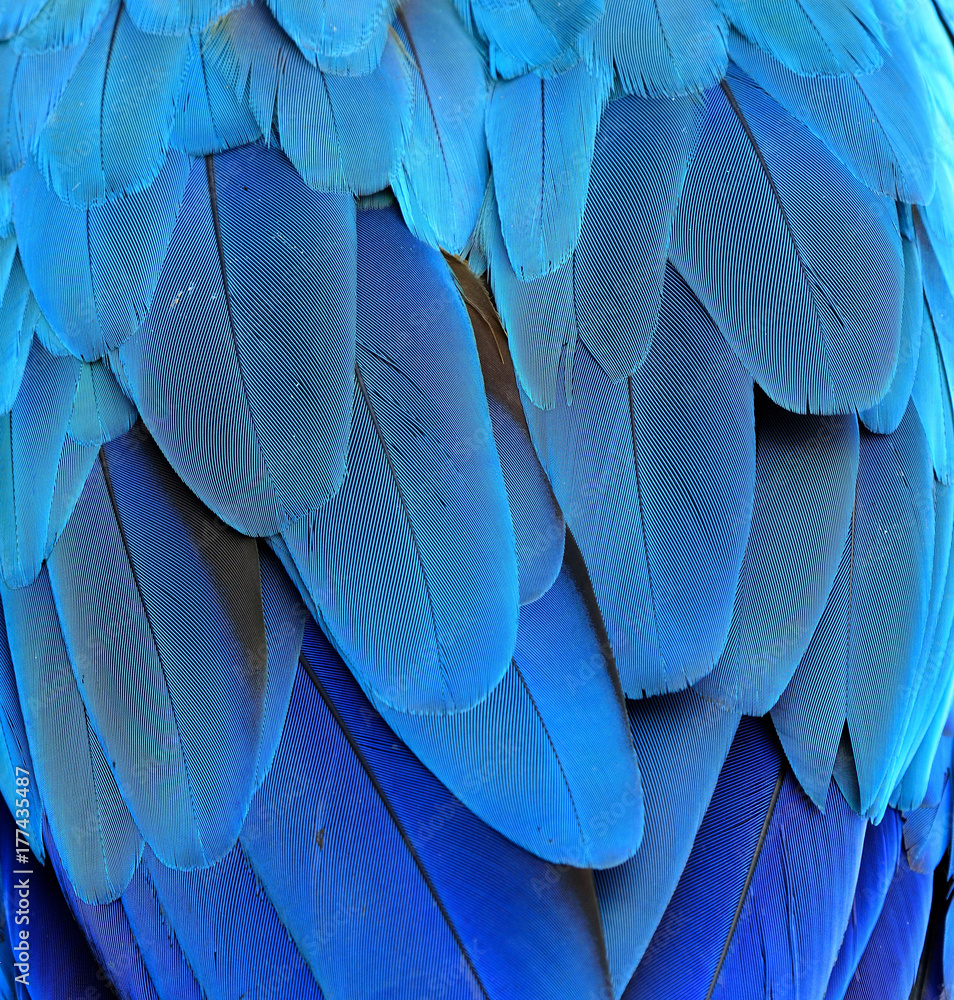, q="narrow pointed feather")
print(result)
[841,852,933,1000]
[573,93,699,381]
[0,340,82,588]
[283,207,518,714]
[44,433,98,554]
[0,809,107,1000]
[11,0,114,53]
[34,5,190,207]
[265,0,394,65]
[11,150,190,360]
[824,811,903,1000]
[861,228,922,434]
[912,305,954,484]
[169,35,261,157]
[119,144,355,536]
[66,359,137,447]
[596,690,740,993]
[580,0,727,97]
[716,0,886,75]
[524,263,755,697]
[696,400,859,715]
[46,429,270,870]
[902,778,952,875]
[895,691,954,816]
[670,67,904,416]
[0,254,32,412]
[447,253,564,604]
[1,568,141,903]
[624,718,866,1000]
[727,26,934,204]
[390,0,488,255]
[240,623,614,1000]
[125,0,245,33]
[487,62,608,280]
[373,555,642,867]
